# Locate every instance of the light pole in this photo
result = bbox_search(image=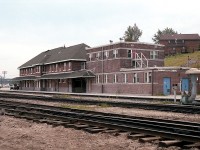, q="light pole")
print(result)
[2,71,7,87]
